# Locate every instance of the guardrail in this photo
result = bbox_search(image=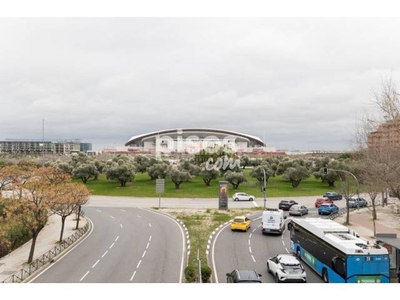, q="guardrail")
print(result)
[327,199,399,220]
[1,221,90,283]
